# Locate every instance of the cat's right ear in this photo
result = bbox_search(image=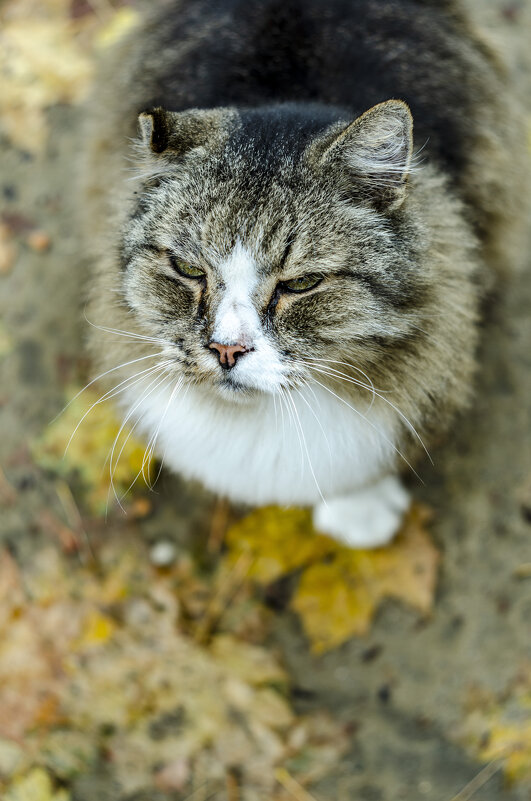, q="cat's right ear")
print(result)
[137,107,236,158]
